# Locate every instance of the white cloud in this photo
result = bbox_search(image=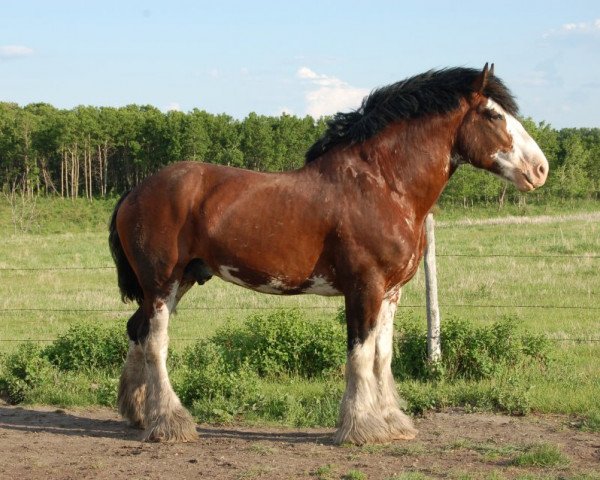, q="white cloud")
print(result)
[297,67,368,118]
[0,45,34,59]
[165,102,181,112]
[543,18,600,37]
[297,66,319,80]
[277,106,294,116]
